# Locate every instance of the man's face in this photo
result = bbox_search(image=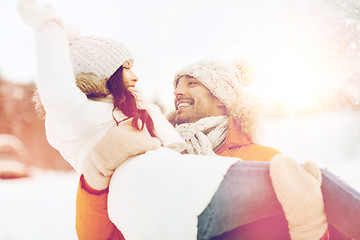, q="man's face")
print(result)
[174,76,226,124]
